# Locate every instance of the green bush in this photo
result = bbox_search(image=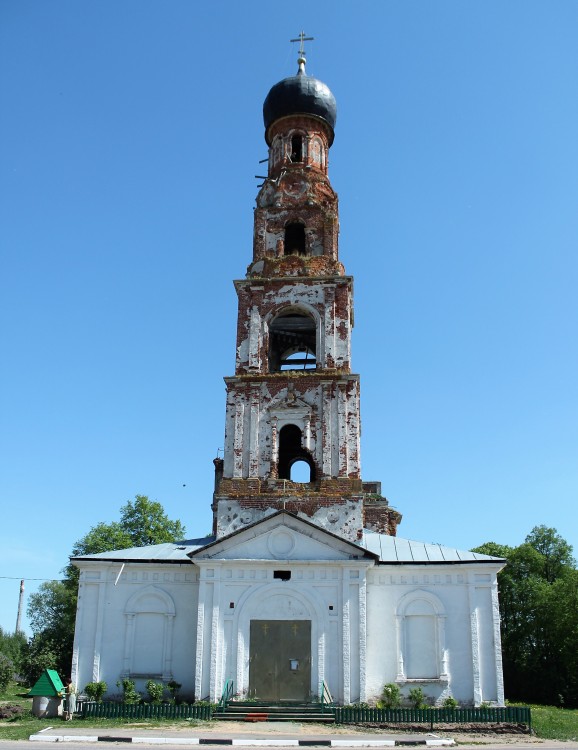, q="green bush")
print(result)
[146,680,165,704]
[0,654,14,693]
[116,678,141,704]
[84,681,107,702]
[407,686,427,709]
[442,695,459,709]
[378,682,401,709]
[167,680,182,703]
